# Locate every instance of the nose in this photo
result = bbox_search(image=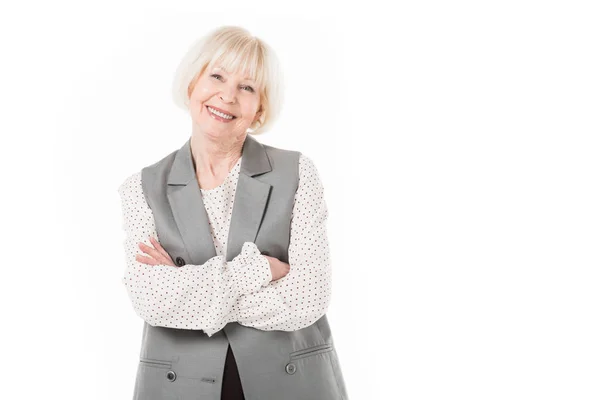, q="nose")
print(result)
[219,84,236,104]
